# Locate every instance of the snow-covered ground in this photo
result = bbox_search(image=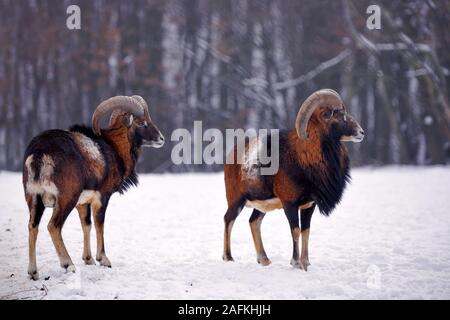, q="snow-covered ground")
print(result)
[0,167,449,300]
